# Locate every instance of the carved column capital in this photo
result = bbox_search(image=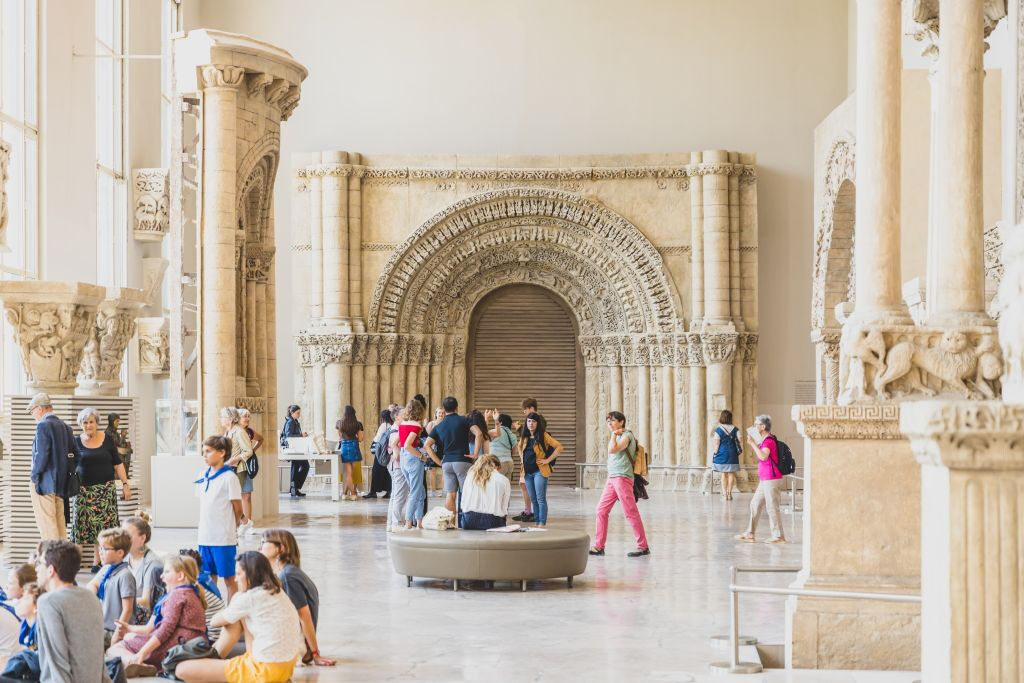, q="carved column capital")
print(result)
[199,64,246,90]
[296,333,354,367]
[901,400,1024,469]
[701,332,738,365]
[79,288,148,395]
[245,245,275,283]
